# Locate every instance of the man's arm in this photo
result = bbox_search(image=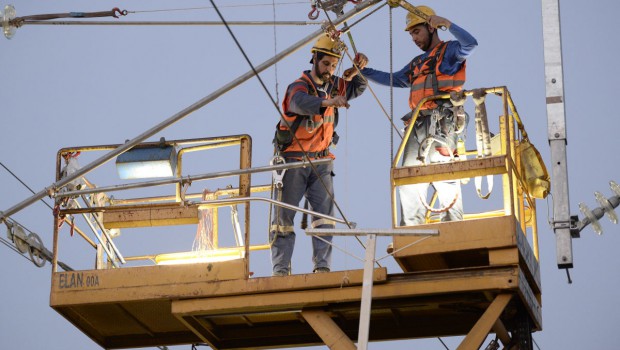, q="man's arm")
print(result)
[448,23,478,62]
[360,64,410,88]
[344,74,367,101]
[287,83,323,116]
